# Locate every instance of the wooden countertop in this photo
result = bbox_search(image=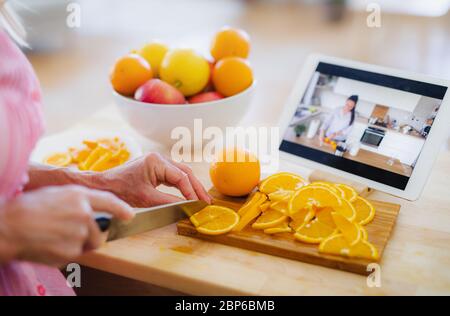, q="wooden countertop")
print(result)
[73,106,450,295]
[283,130,412,177]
